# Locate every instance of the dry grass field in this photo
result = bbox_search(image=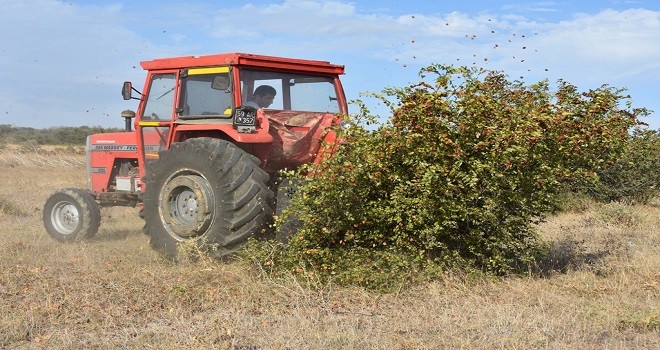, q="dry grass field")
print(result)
[0,148,658,349]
